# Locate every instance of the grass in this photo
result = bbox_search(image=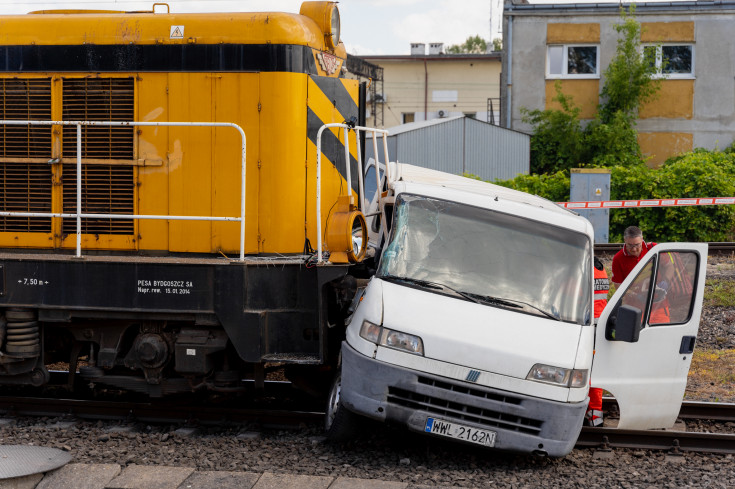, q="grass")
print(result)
[704,278,735,308]
[686,348,735,401]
